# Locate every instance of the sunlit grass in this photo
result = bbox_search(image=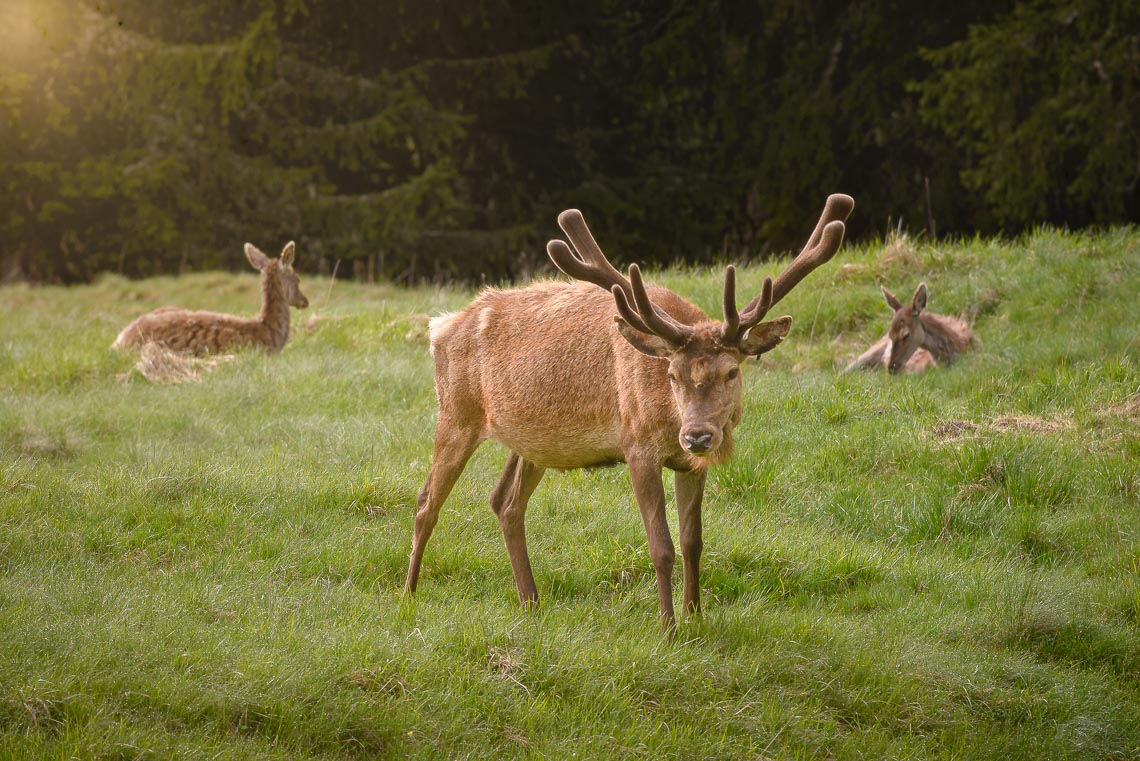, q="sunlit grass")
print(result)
[2,227,1139,759]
